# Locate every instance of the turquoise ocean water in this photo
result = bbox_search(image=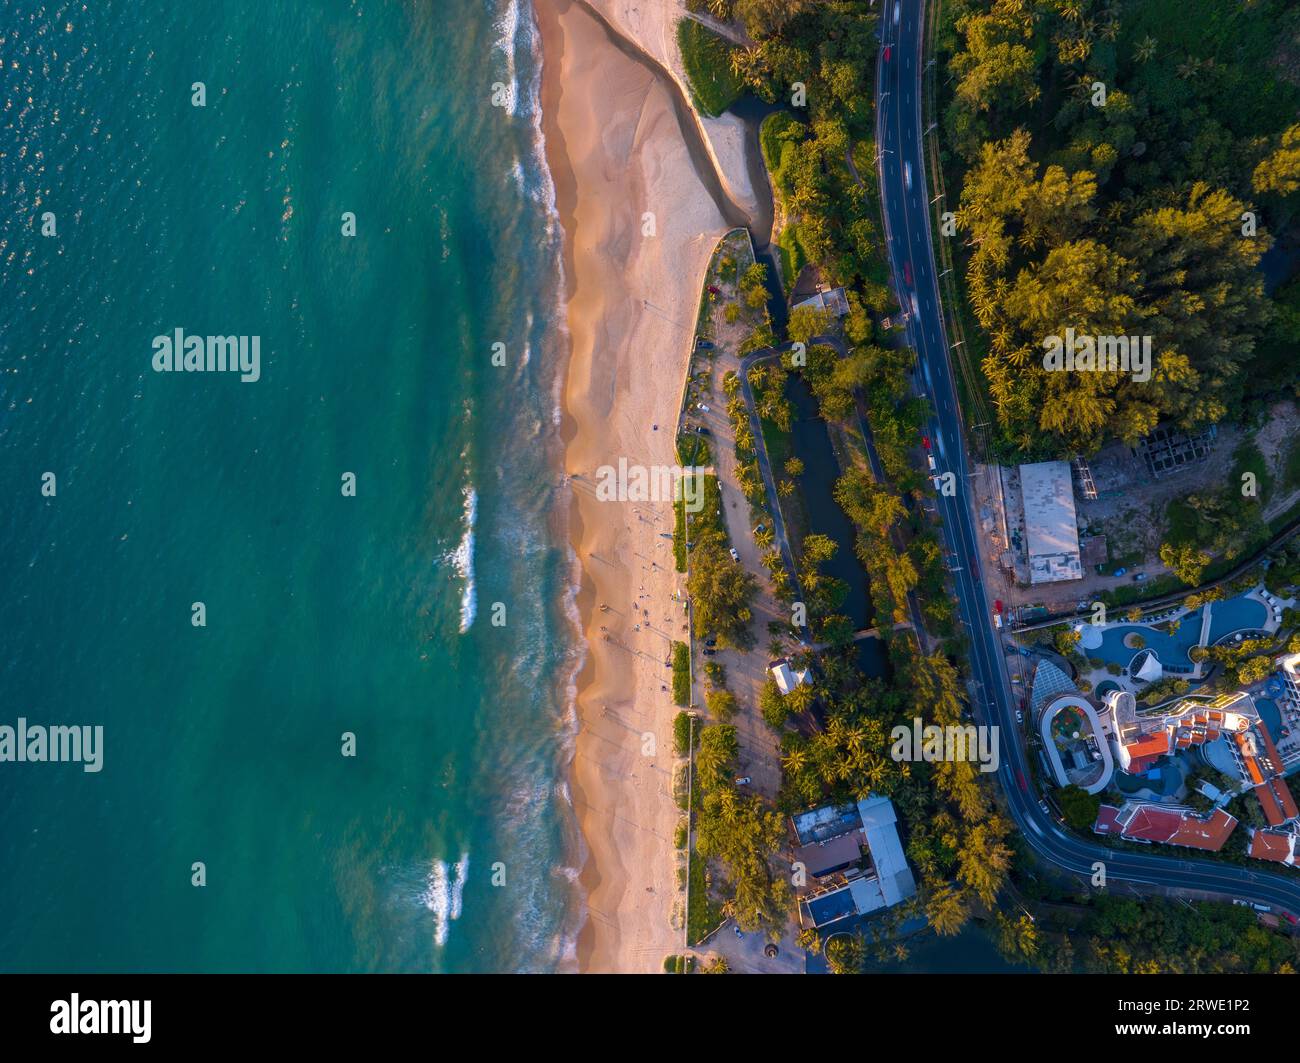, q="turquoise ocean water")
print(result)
[0,0,581,971]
